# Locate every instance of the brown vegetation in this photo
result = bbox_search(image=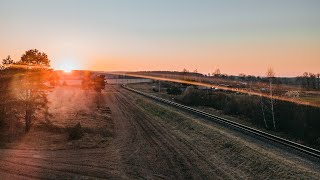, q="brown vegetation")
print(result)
[130,82,320,150]
[0,84,318,178]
